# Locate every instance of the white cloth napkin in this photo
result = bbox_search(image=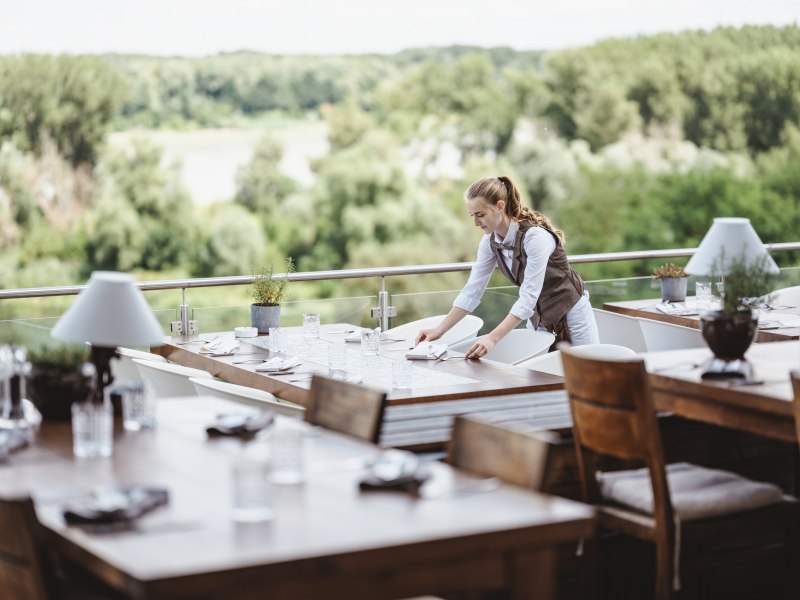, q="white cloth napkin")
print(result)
[255,356,300,373]
[345,328,368,343]
[655,302,698,316]
[758,312,800,329]
[200,336,239,355]
[405,342,447,360]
